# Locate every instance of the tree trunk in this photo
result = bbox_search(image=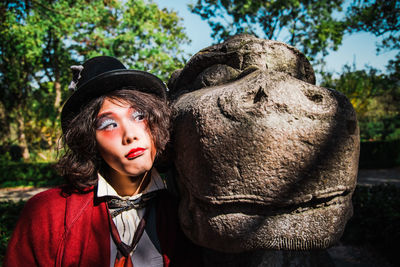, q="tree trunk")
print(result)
[53,64,62,111]
[54,80,62,111]
[51,39,62,148]
[0,102,9,142]
[52,72,62,147]
[16,110,30,161]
